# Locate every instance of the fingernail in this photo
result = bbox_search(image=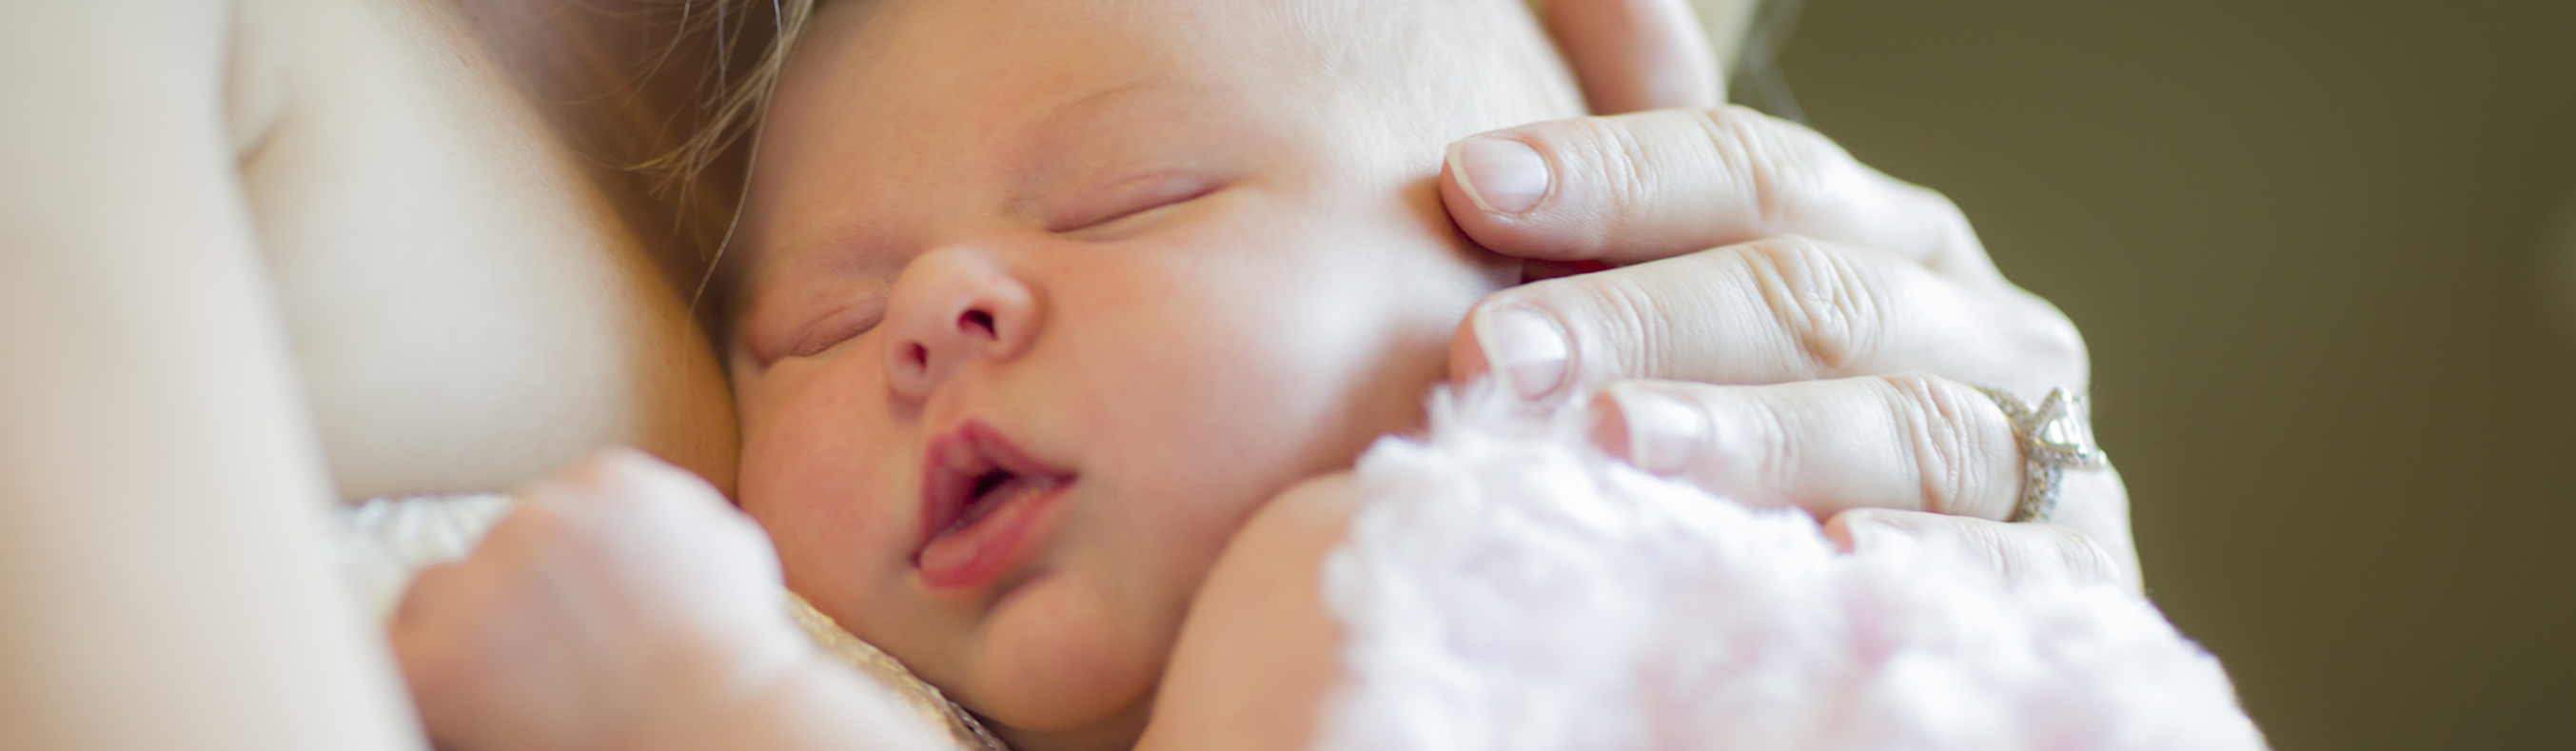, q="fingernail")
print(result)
[1448,137,1551,214]
[1607,384,1703,476]
[1478,307,1570,400]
